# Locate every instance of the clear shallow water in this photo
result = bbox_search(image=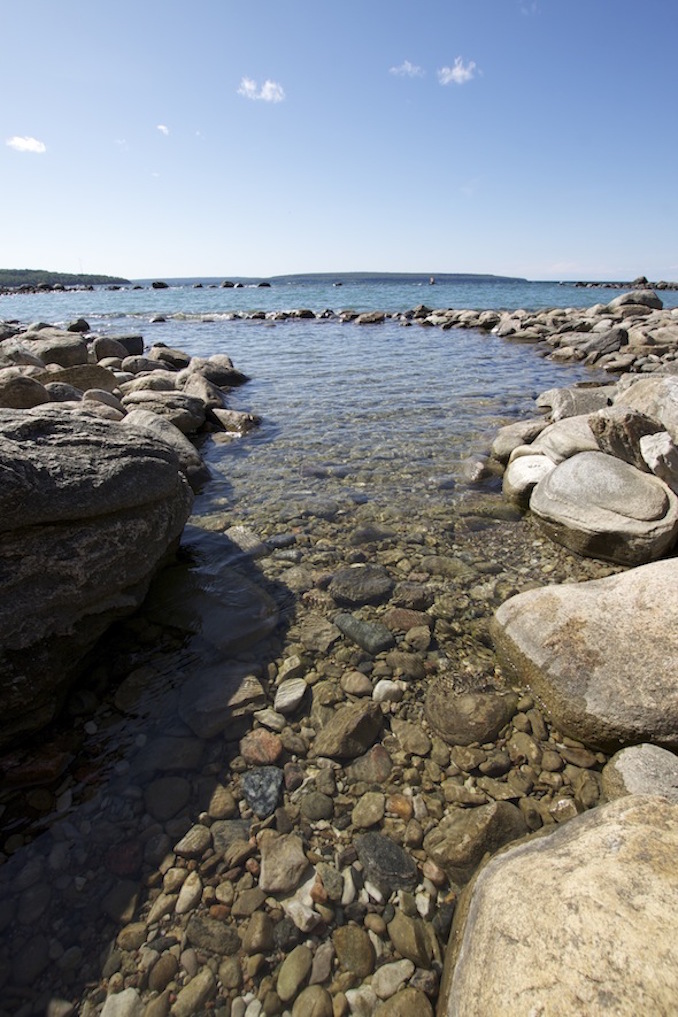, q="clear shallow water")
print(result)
[183,316,603,523]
